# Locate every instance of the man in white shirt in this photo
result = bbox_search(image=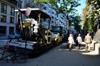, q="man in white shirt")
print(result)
[68,34,75,51]
[77,34,82,49]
